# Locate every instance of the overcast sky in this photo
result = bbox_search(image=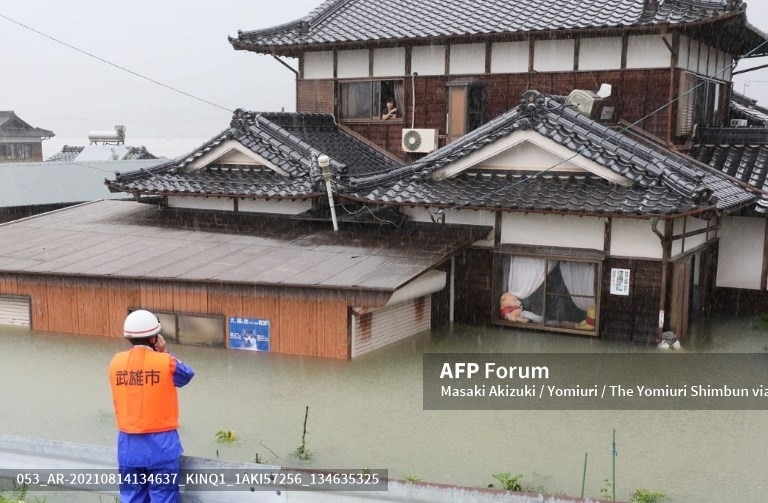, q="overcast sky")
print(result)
[2,0,768,159]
